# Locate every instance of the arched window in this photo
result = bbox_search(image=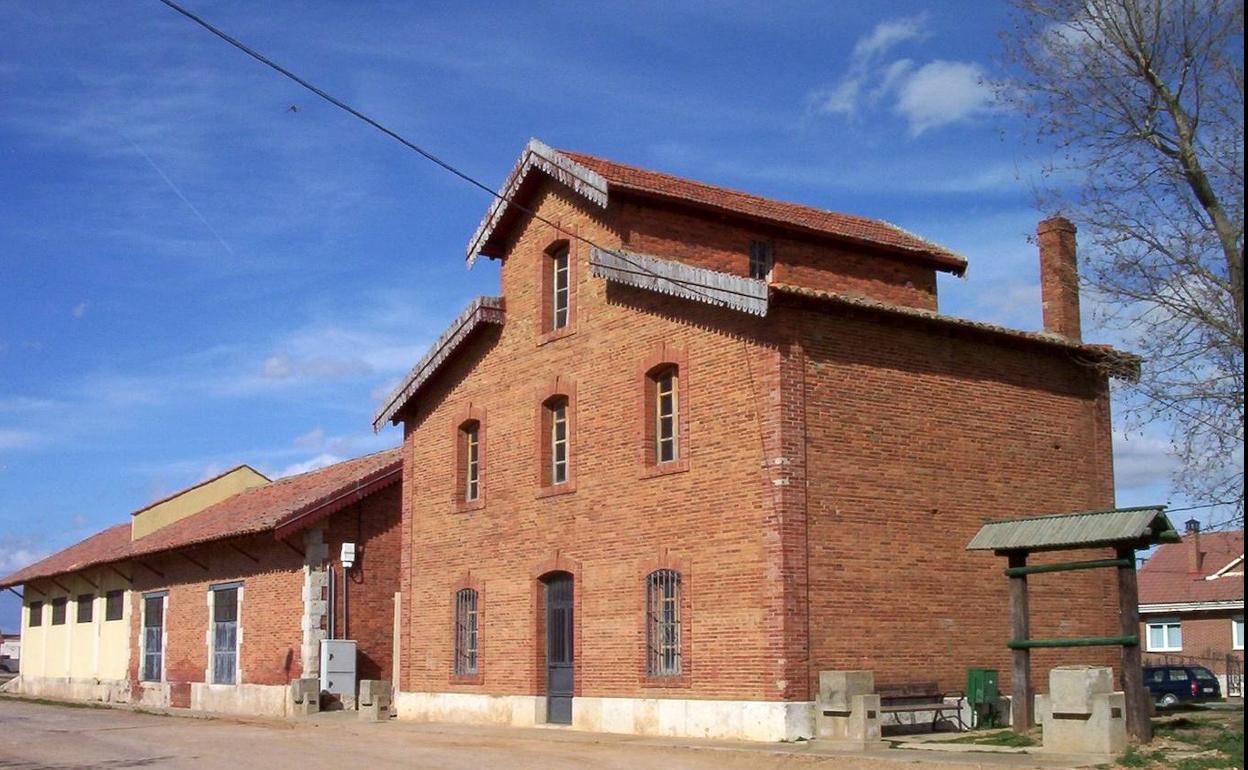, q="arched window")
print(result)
[545,396,570,485]
[460,420,481,503]
[454,588,478,676]
[550,245,570,330]
[651,366,679,464]
[646,569,682,677]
